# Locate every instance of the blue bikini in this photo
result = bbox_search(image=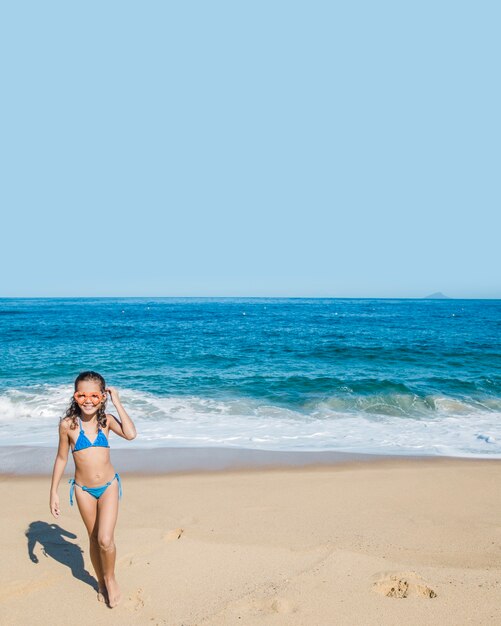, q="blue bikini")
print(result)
[73,417,110,453]
[69,417,122,506]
